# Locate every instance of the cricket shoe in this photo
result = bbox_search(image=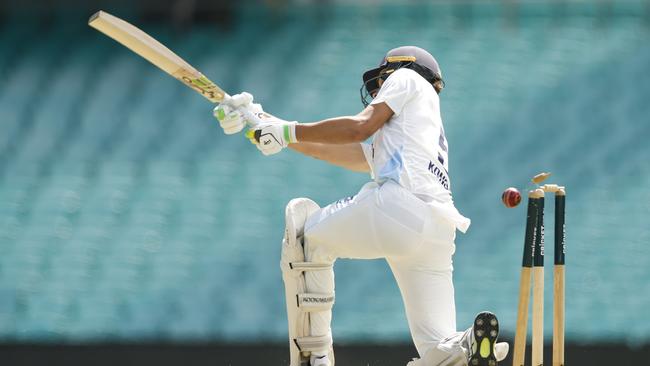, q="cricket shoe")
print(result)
[468,311,501,366]
[310,354,331,366]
